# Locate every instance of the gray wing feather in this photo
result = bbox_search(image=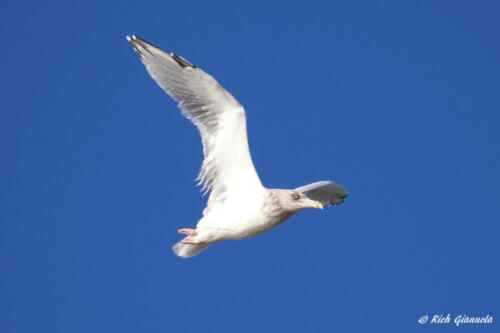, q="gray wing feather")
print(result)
[127,36,262,209]
[295,181,348,206]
